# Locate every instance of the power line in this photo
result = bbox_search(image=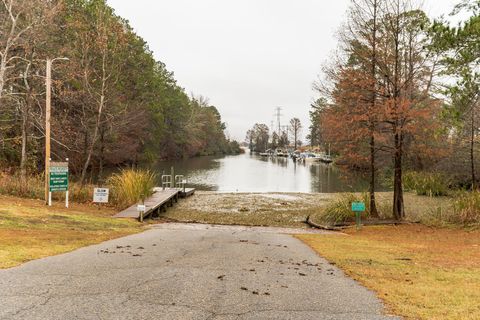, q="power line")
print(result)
[274,107,283,135]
